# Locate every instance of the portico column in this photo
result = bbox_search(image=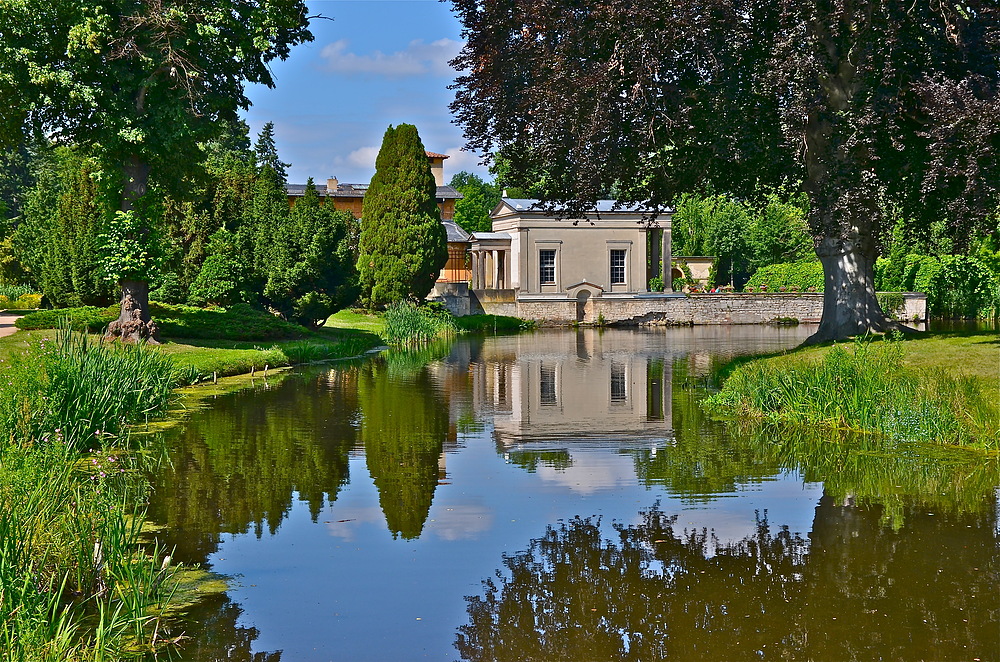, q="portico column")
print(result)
[473,251,482,289]
[503,250,511,290]
[662,229,672,292]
